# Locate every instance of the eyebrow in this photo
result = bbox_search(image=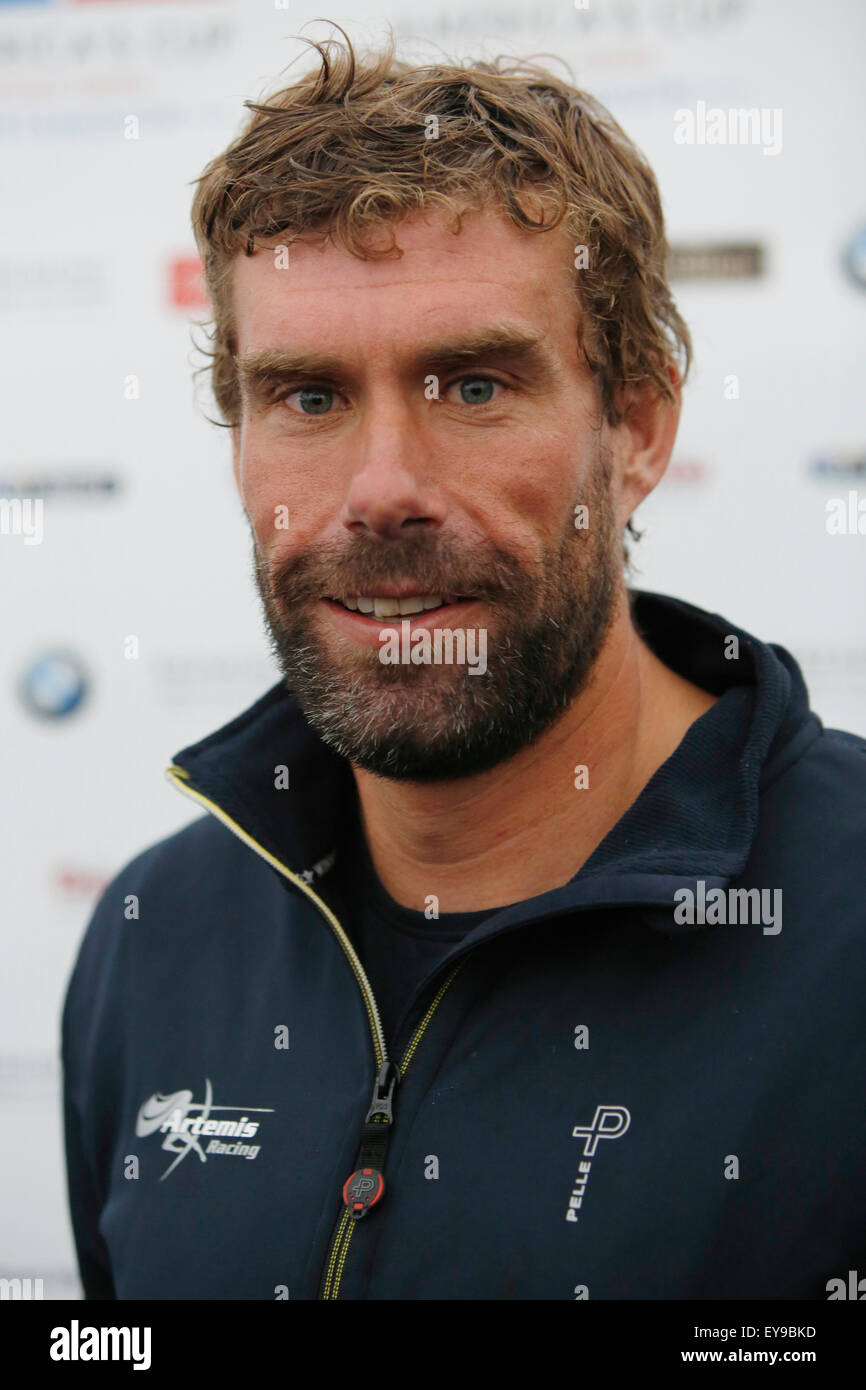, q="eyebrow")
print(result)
[234,326,557,395]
